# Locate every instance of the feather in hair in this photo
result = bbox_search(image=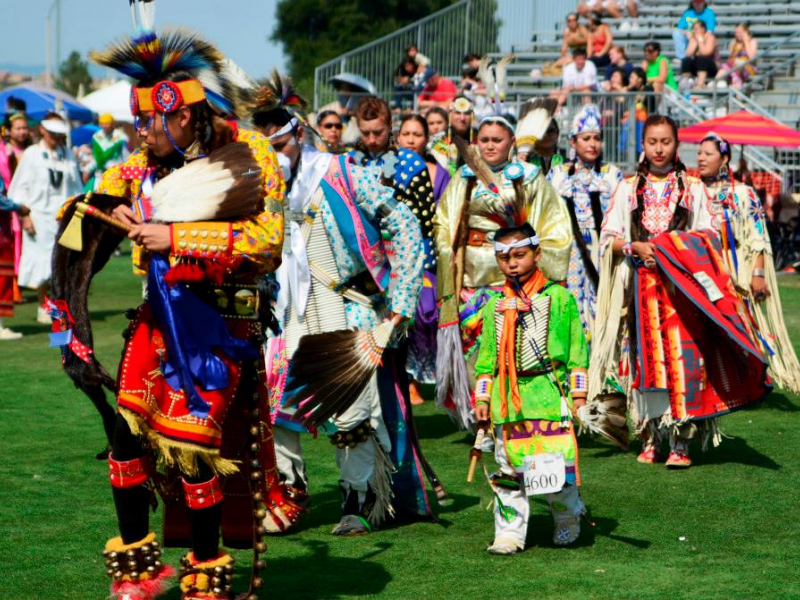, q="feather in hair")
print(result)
[478,56,495,101]
[150,142,262,222]
[494,53,514,101]
[454,136,499,195]
[516,98,558,155]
